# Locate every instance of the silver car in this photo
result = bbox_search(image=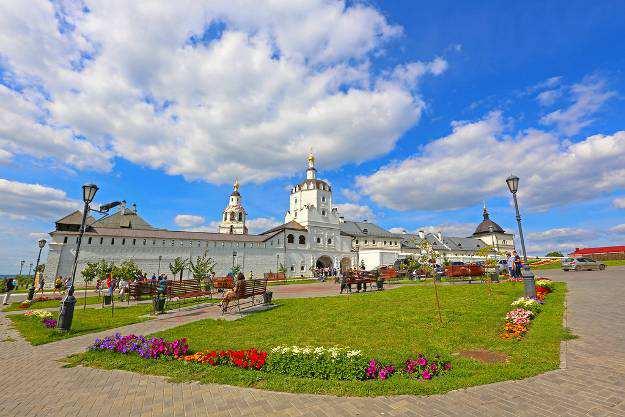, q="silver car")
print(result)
[562,257,606,271]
